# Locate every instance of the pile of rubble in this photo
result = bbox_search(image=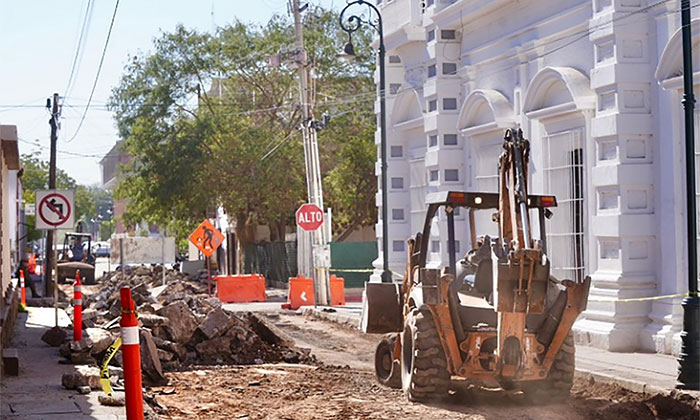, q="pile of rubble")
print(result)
[45,266,311,388]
